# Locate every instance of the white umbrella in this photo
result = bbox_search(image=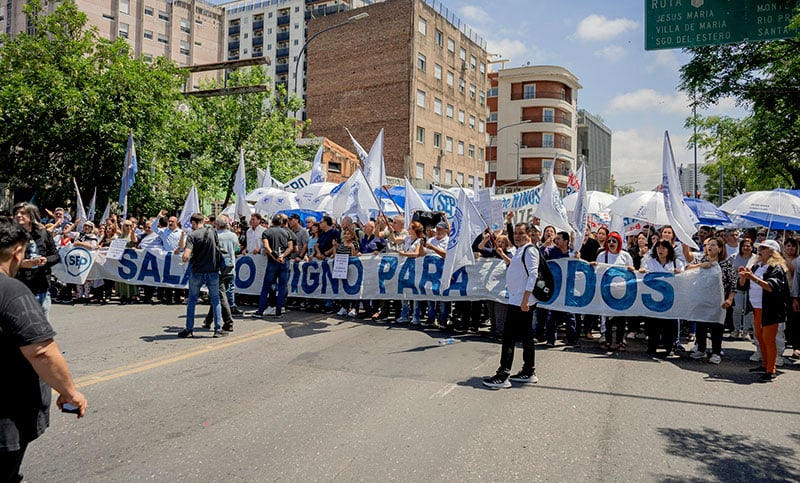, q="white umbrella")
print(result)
[563,190,617,214]
[719,190,800,217]
[252,191,299,214]
[296,182,339,210]
[607,191,673,225]
[246,186,285,202]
